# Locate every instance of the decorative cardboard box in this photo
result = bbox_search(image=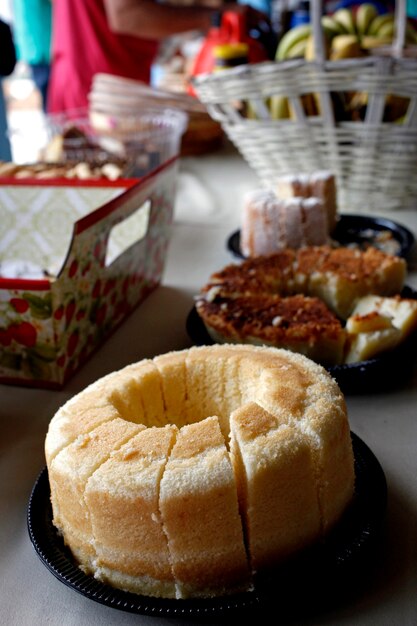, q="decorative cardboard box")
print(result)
[0,160,178,388]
